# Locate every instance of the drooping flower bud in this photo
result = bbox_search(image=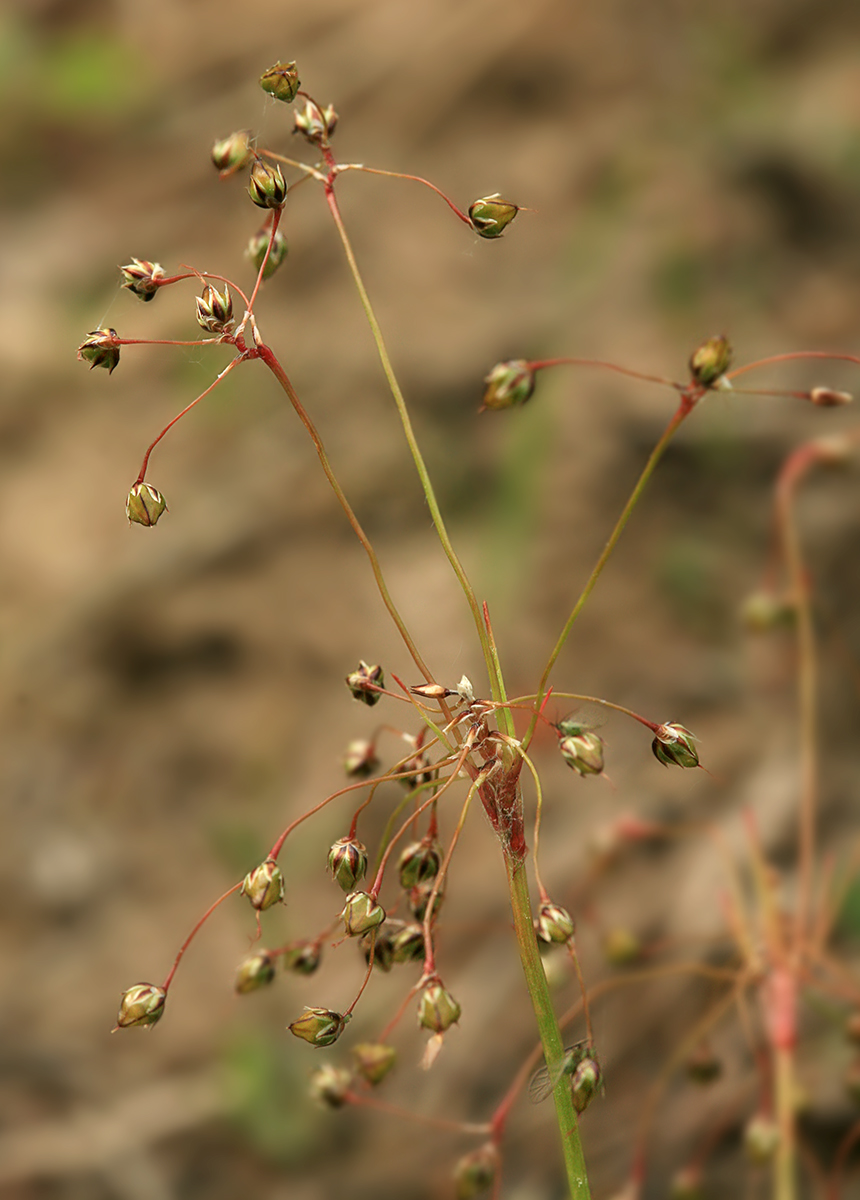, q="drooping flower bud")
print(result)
[362,923,398,972]
[126,482,167,527]
[559,731,605,777]
[408,879,444,923]
[468,194,519,239]
[352,1042,397,1085]
[481,360,535,411]
[603,927,641,966]
[741,590,796,633]
[288,1006,349,1047]
[570,1055,601,1114]
[115,982,166,1029]
[119,259,165,302]
[293,100,338,145]
[77,328,120,374]
[234,950,276,994]
[743,1113,780,1164]
[283,939,321,975]
[341,890,385,936]
[418,981,461,1032]
[651,723,699,769]
[211,130,253,176]
[454,1143,499,1200]
[195,284,234,333]
[248,160,287,209]
[398,840,441,889]
[688,335,732,387]
[241,859,285,911]
[259,61,300,103]
[536,902,575,944]
[346,661,385,706]
[341,739,380,779]
[808,386,853,407]
[327,837,368,892]
[308,1063,353,1108]
[246,229,289,280]
[390,922,425,964]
